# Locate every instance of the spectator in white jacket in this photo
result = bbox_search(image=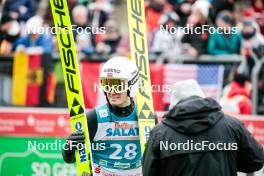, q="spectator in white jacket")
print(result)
[151,12,184,63]
[240,19,264,75]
